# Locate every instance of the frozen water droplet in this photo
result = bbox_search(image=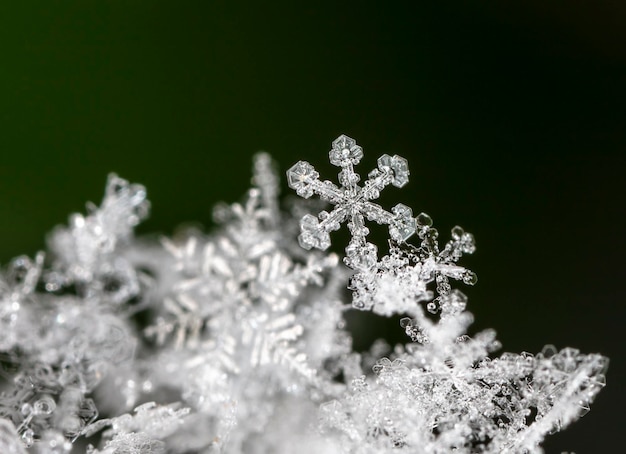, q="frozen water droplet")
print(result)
[39,430,72,453]
[462,271,478,285]
[427,301,438,314]
[399,317,425,342]
[541,344,558,358]
[460,232,476,254]
[20,429,34,447]
[8,256,34,285]
[490,339,502,351]
[33,396,56,415]
[416,212,433,227]
[436,279,451,295]
[451,226,464,240]
[373,358,392,374]
[21,403,32,416]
